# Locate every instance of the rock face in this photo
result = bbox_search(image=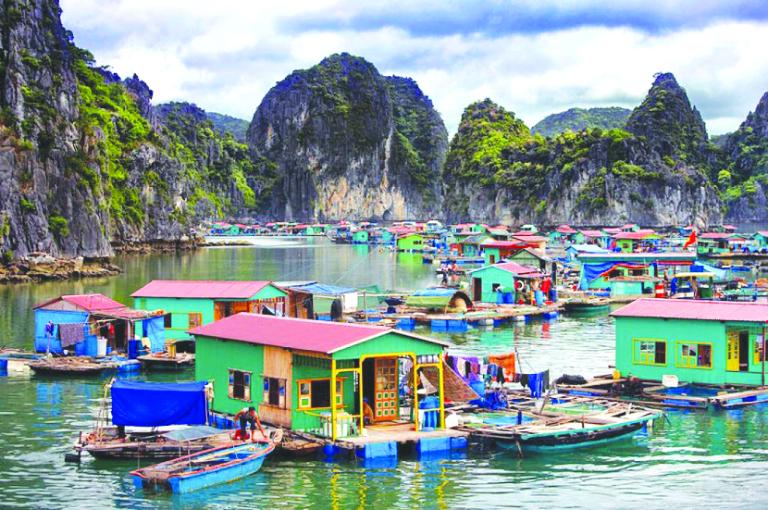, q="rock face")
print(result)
[443,74,723,226]
[0,0,254,261]
[532,107,631,138]
[722,92,768,223]
[247,53,447,221]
